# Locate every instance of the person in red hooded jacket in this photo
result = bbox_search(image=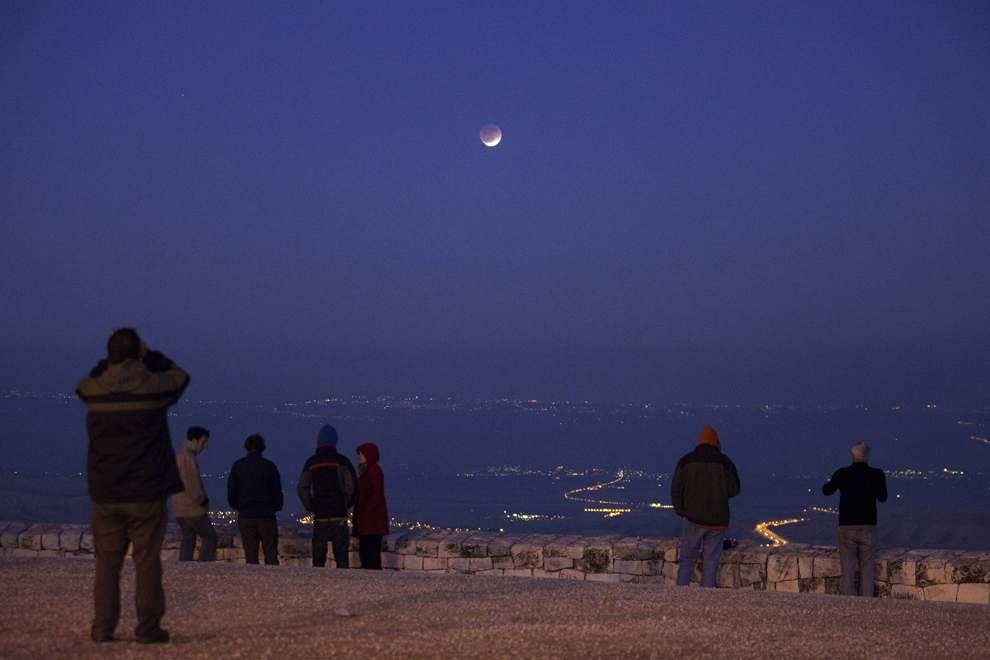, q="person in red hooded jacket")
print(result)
[352,442,389,569]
